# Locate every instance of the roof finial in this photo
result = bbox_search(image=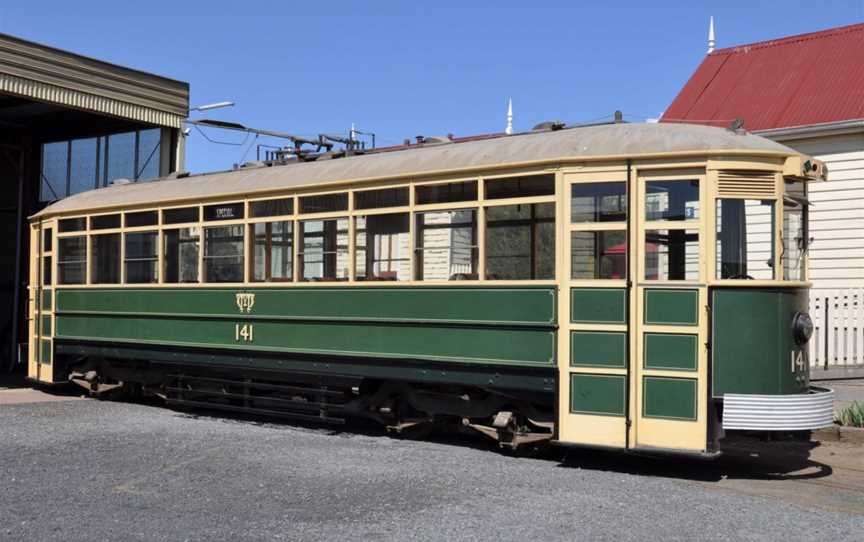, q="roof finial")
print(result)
[707,16,716,54]
[505,98,513,135]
